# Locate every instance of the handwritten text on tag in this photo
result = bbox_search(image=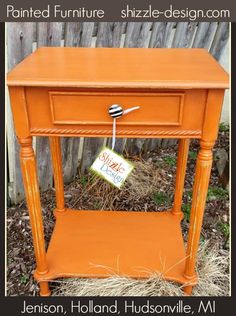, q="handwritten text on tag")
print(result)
[90,147,134,189]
